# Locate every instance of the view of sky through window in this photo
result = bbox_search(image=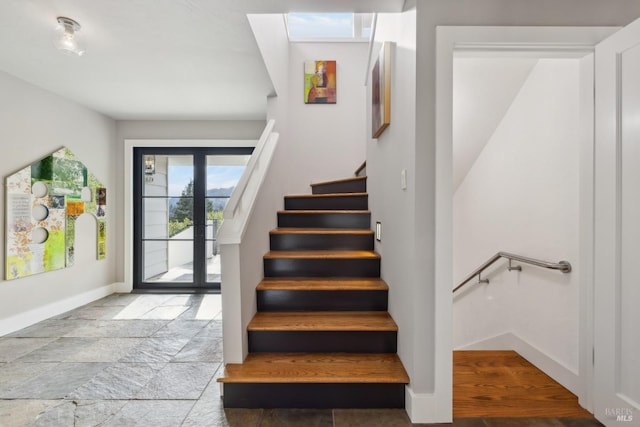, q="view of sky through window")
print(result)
[287,13,354,38]
[169,165,244,196]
